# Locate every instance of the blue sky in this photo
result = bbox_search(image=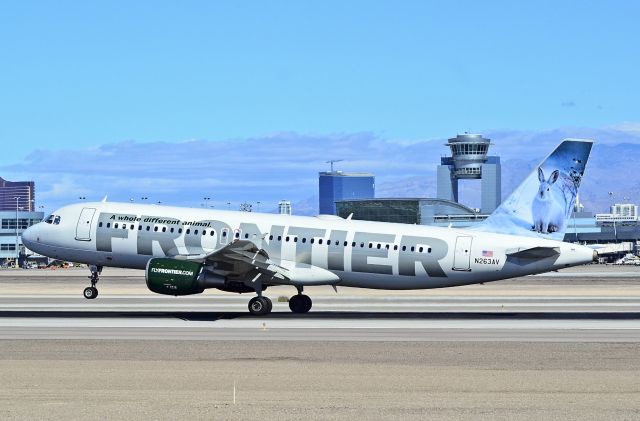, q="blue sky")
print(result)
[1,1,639,213]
